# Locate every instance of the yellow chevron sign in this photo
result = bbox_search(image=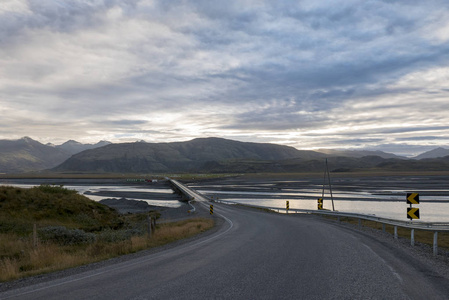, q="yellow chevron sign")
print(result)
[407,207,420,219]
[317,198,323,210]
[407,193,420,204]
